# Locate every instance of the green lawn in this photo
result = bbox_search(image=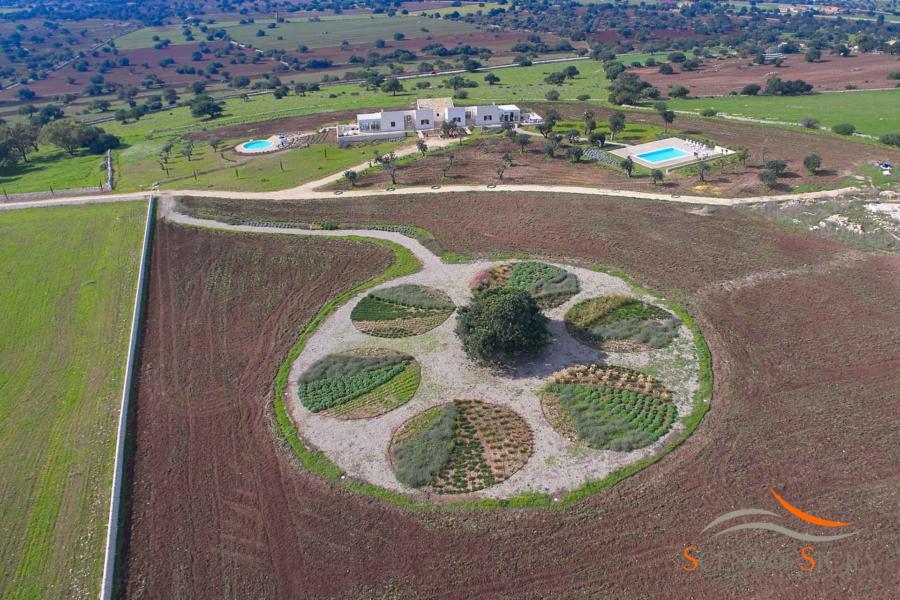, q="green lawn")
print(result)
[114,25,190,50]
[667,89,900,136]
[114,135,409,192]
[0,148,107,195]
[0,201,146,599]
